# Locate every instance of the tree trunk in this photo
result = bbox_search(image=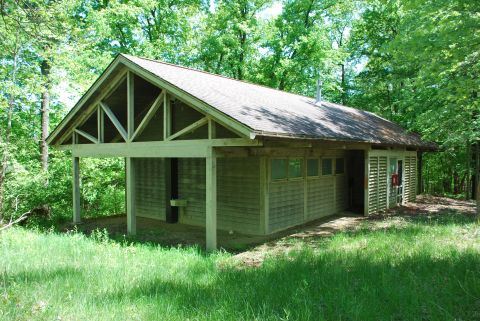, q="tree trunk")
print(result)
[476,142,479,216]
[341,63,346,105]
[466,143,471,199]
[0,47,18,221]
[40,59,50,174]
